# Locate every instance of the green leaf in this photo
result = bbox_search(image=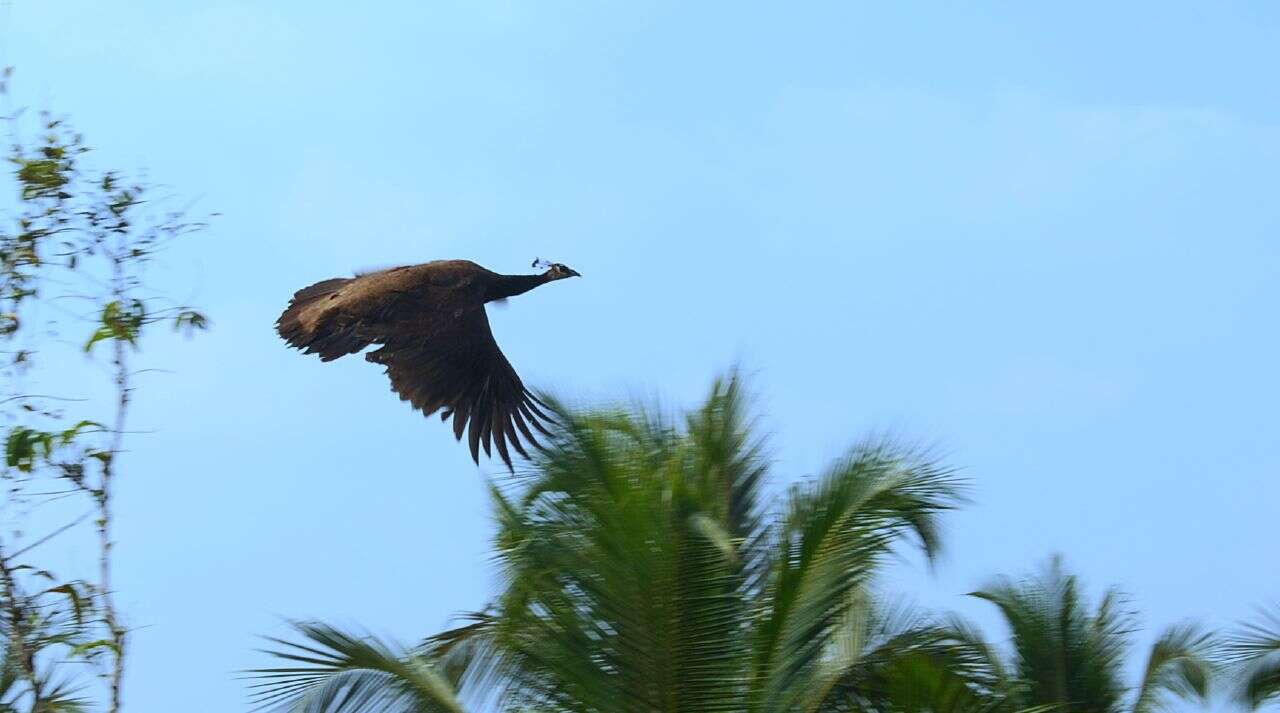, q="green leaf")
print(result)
[83,325,115,353]
[67,639,120,658]
[42,584,89,625]
[247,622,466,712]
[1224,607,1280,709]
[17,157,70,200]
[84,299,146,352]
[173,309,209,335]
[5,426,55,471]
[59,420,104,445]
